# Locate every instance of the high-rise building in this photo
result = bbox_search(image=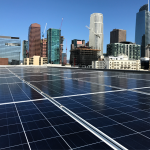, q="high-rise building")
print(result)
[89,13,103,56]
[62,53,66,65]
[60,36,64,64]
[40,38,47,57]
[47,28,61,64]
[110,29,126,43]
[22,40,28,61]
[0,36,21,65]
[107,41,140,60]
[28,23,41,58]
[135,4,150,57]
